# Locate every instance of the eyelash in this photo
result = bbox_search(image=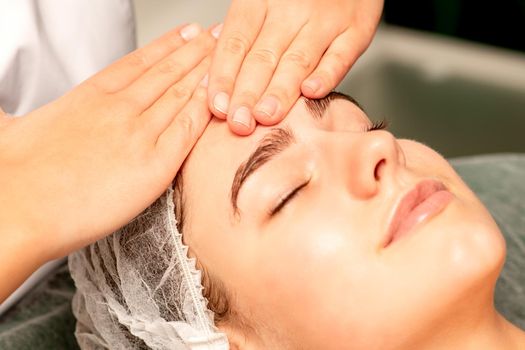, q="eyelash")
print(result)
[269,119,389,217]
[269,181,309,216]
[366,119,389,132]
